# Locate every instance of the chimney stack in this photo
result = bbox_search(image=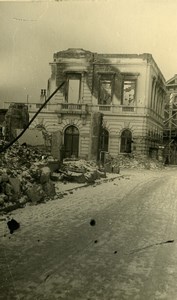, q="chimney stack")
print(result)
[40,89,47,102]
